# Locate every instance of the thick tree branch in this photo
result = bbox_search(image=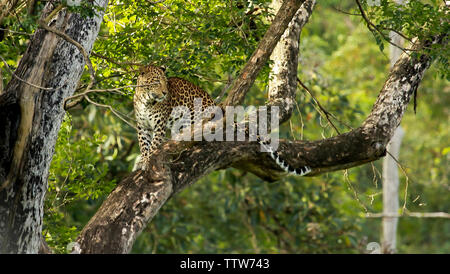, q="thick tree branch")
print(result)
[267,0,316,124]
[222,0,306,106]
[75,151,172,254]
